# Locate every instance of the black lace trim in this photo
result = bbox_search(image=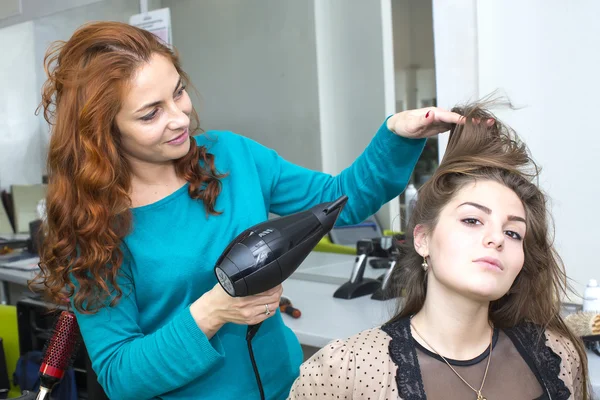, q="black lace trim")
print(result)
[504,323,571,400]
[413,328,499,367]
[381,317,427,400]
[382,317,570,400]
